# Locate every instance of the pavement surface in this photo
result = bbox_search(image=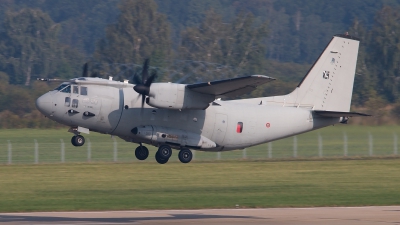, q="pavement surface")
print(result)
[1,206,400,225]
